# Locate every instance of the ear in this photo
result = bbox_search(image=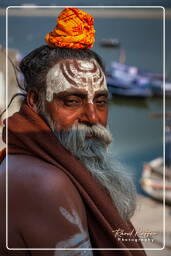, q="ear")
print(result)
[26,90,39,112]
